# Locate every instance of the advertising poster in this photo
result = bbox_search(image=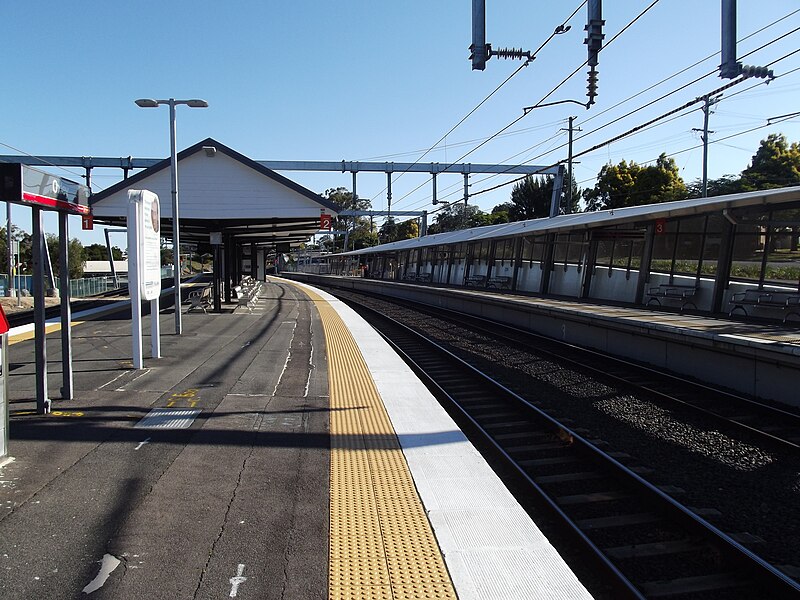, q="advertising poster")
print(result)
[139,190,162,301]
